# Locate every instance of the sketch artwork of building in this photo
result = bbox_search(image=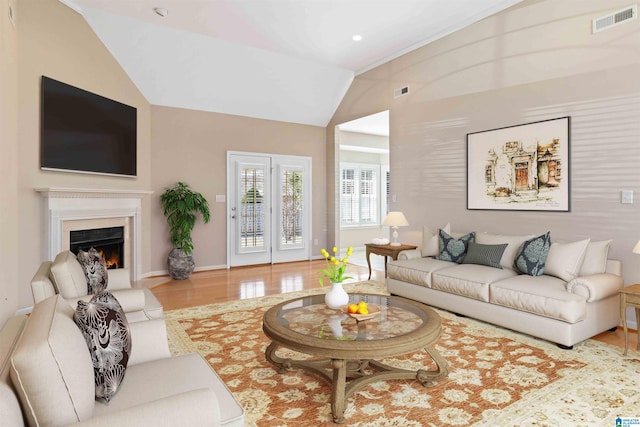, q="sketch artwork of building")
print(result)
[484,138,561,204]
